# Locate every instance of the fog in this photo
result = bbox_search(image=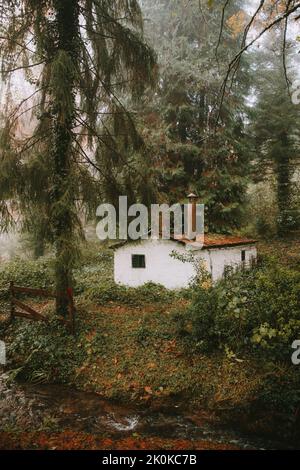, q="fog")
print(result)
[0,232,22,261]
